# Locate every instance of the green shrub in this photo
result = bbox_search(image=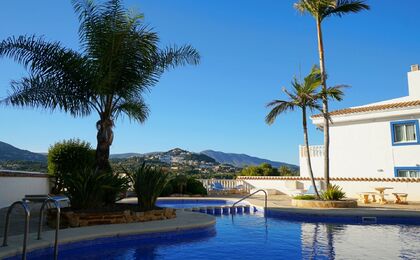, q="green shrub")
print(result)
[126,162,170,211]
[160,182,174,197]
[48,139,95,193]
[101,171,130,205]
[293,194,316,200]
[320,184,346,201]
[186,178,207,196]
[61,168,107,210]
[171,175,189,194]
